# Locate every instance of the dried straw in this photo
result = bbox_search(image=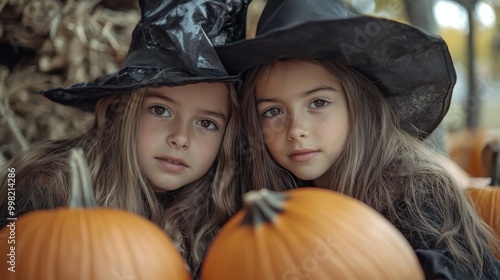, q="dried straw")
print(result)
[0,0,139,165]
